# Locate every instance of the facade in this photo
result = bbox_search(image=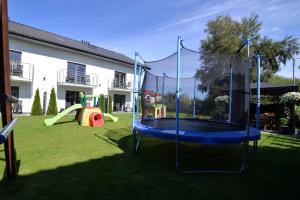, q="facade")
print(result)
[8,21,135,113]
[144,90,162,104]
